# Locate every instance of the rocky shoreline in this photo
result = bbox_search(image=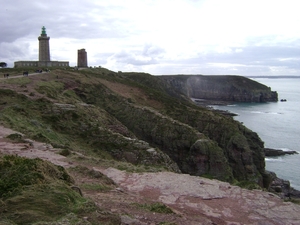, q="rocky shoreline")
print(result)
[195,99,300,199]
[267,171,300,199]
[264,149,300,198]
[2,125,300,224]
[264,148,299,157]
